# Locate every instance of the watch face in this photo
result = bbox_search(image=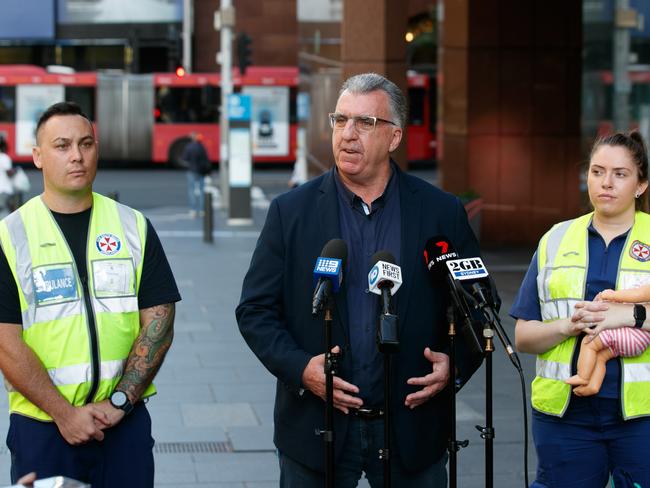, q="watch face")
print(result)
[111,390,128,407]
[636,304,647,320]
